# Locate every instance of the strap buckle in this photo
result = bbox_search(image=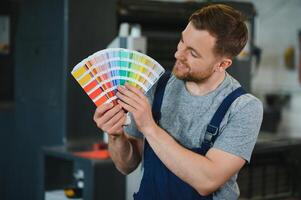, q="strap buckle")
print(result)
[204,124,219,142]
